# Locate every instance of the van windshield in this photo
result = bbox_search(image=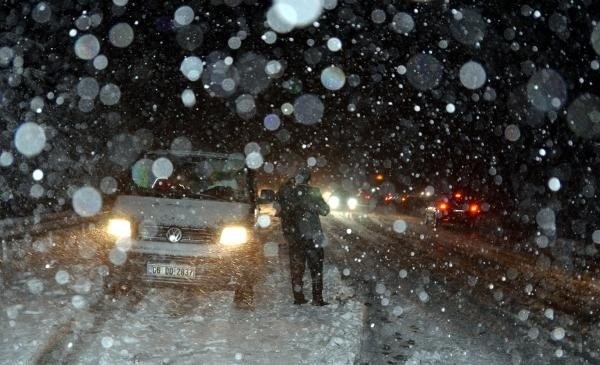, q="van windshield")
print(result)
[128,154,250,203]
